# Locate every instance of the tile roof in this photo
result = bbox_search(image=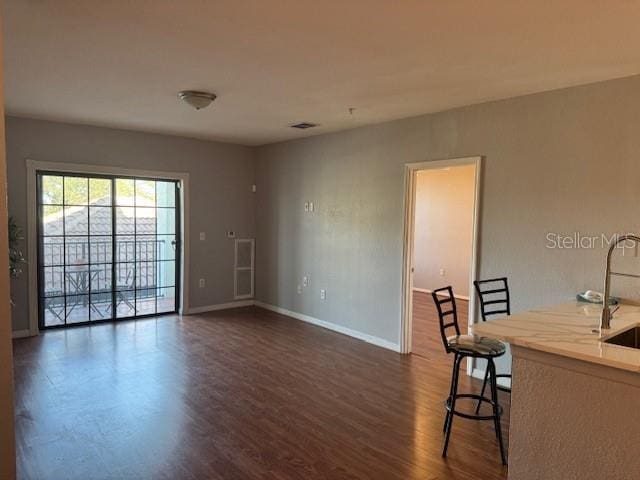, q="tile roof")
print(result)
[43,197,157,236]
